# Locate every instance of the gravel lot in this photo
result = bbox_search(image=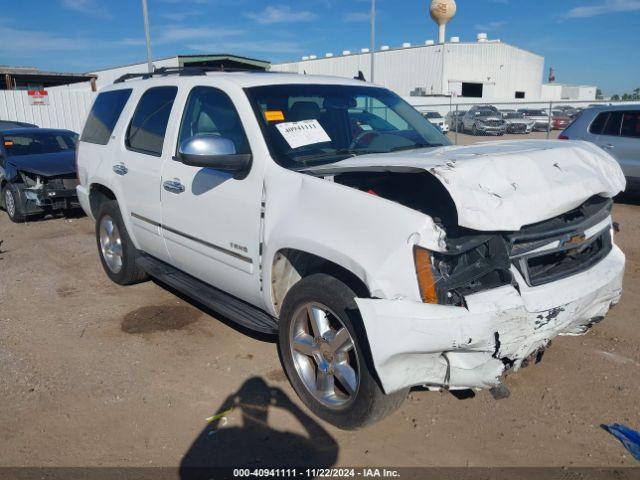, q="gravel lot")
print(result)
[1,132,639,470]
